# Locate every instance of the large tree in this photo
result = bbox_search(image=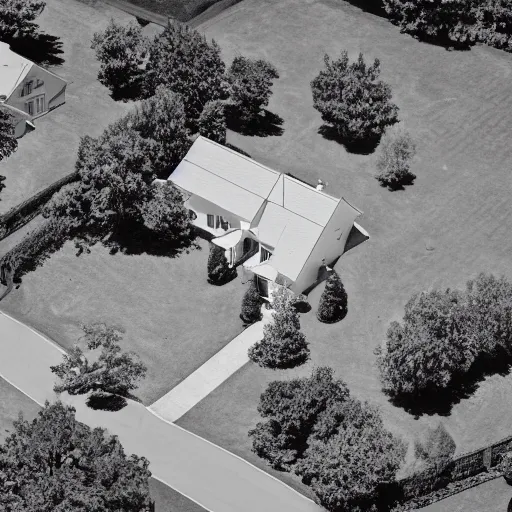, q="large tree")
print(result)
[311,51,399,146]
[0,401,152,511]
[249,367,349,469]
[295,398,406,512]
[0,0,45,40]
[144,21,227,122]
[227,56,279,121]
[91,19,149,100]
[198,100,227,144]
[51,323,147,397]
[248,287,309,369]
